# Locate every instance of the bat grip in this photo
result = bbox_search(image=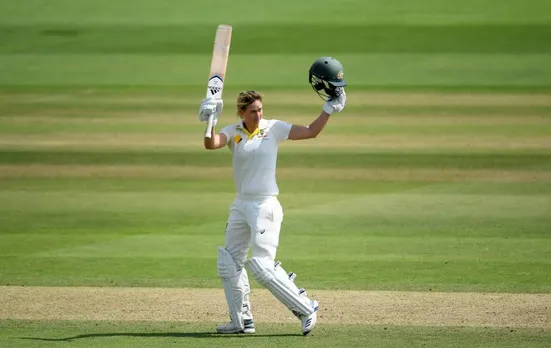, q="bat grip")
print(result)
[204,114,214,138]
